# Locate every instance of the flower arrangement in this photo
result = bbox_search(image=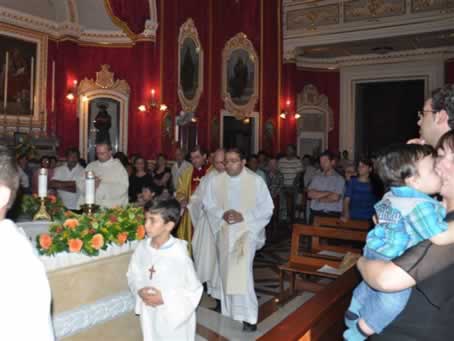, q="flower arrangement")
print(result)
[36,206,145,256]
[20,194,66,221]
